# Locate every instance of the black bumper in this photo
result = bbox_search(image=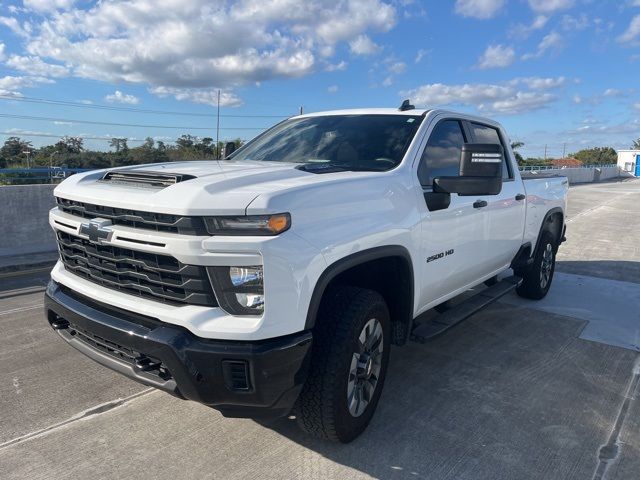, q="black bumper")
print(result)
[45,280,312,418]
